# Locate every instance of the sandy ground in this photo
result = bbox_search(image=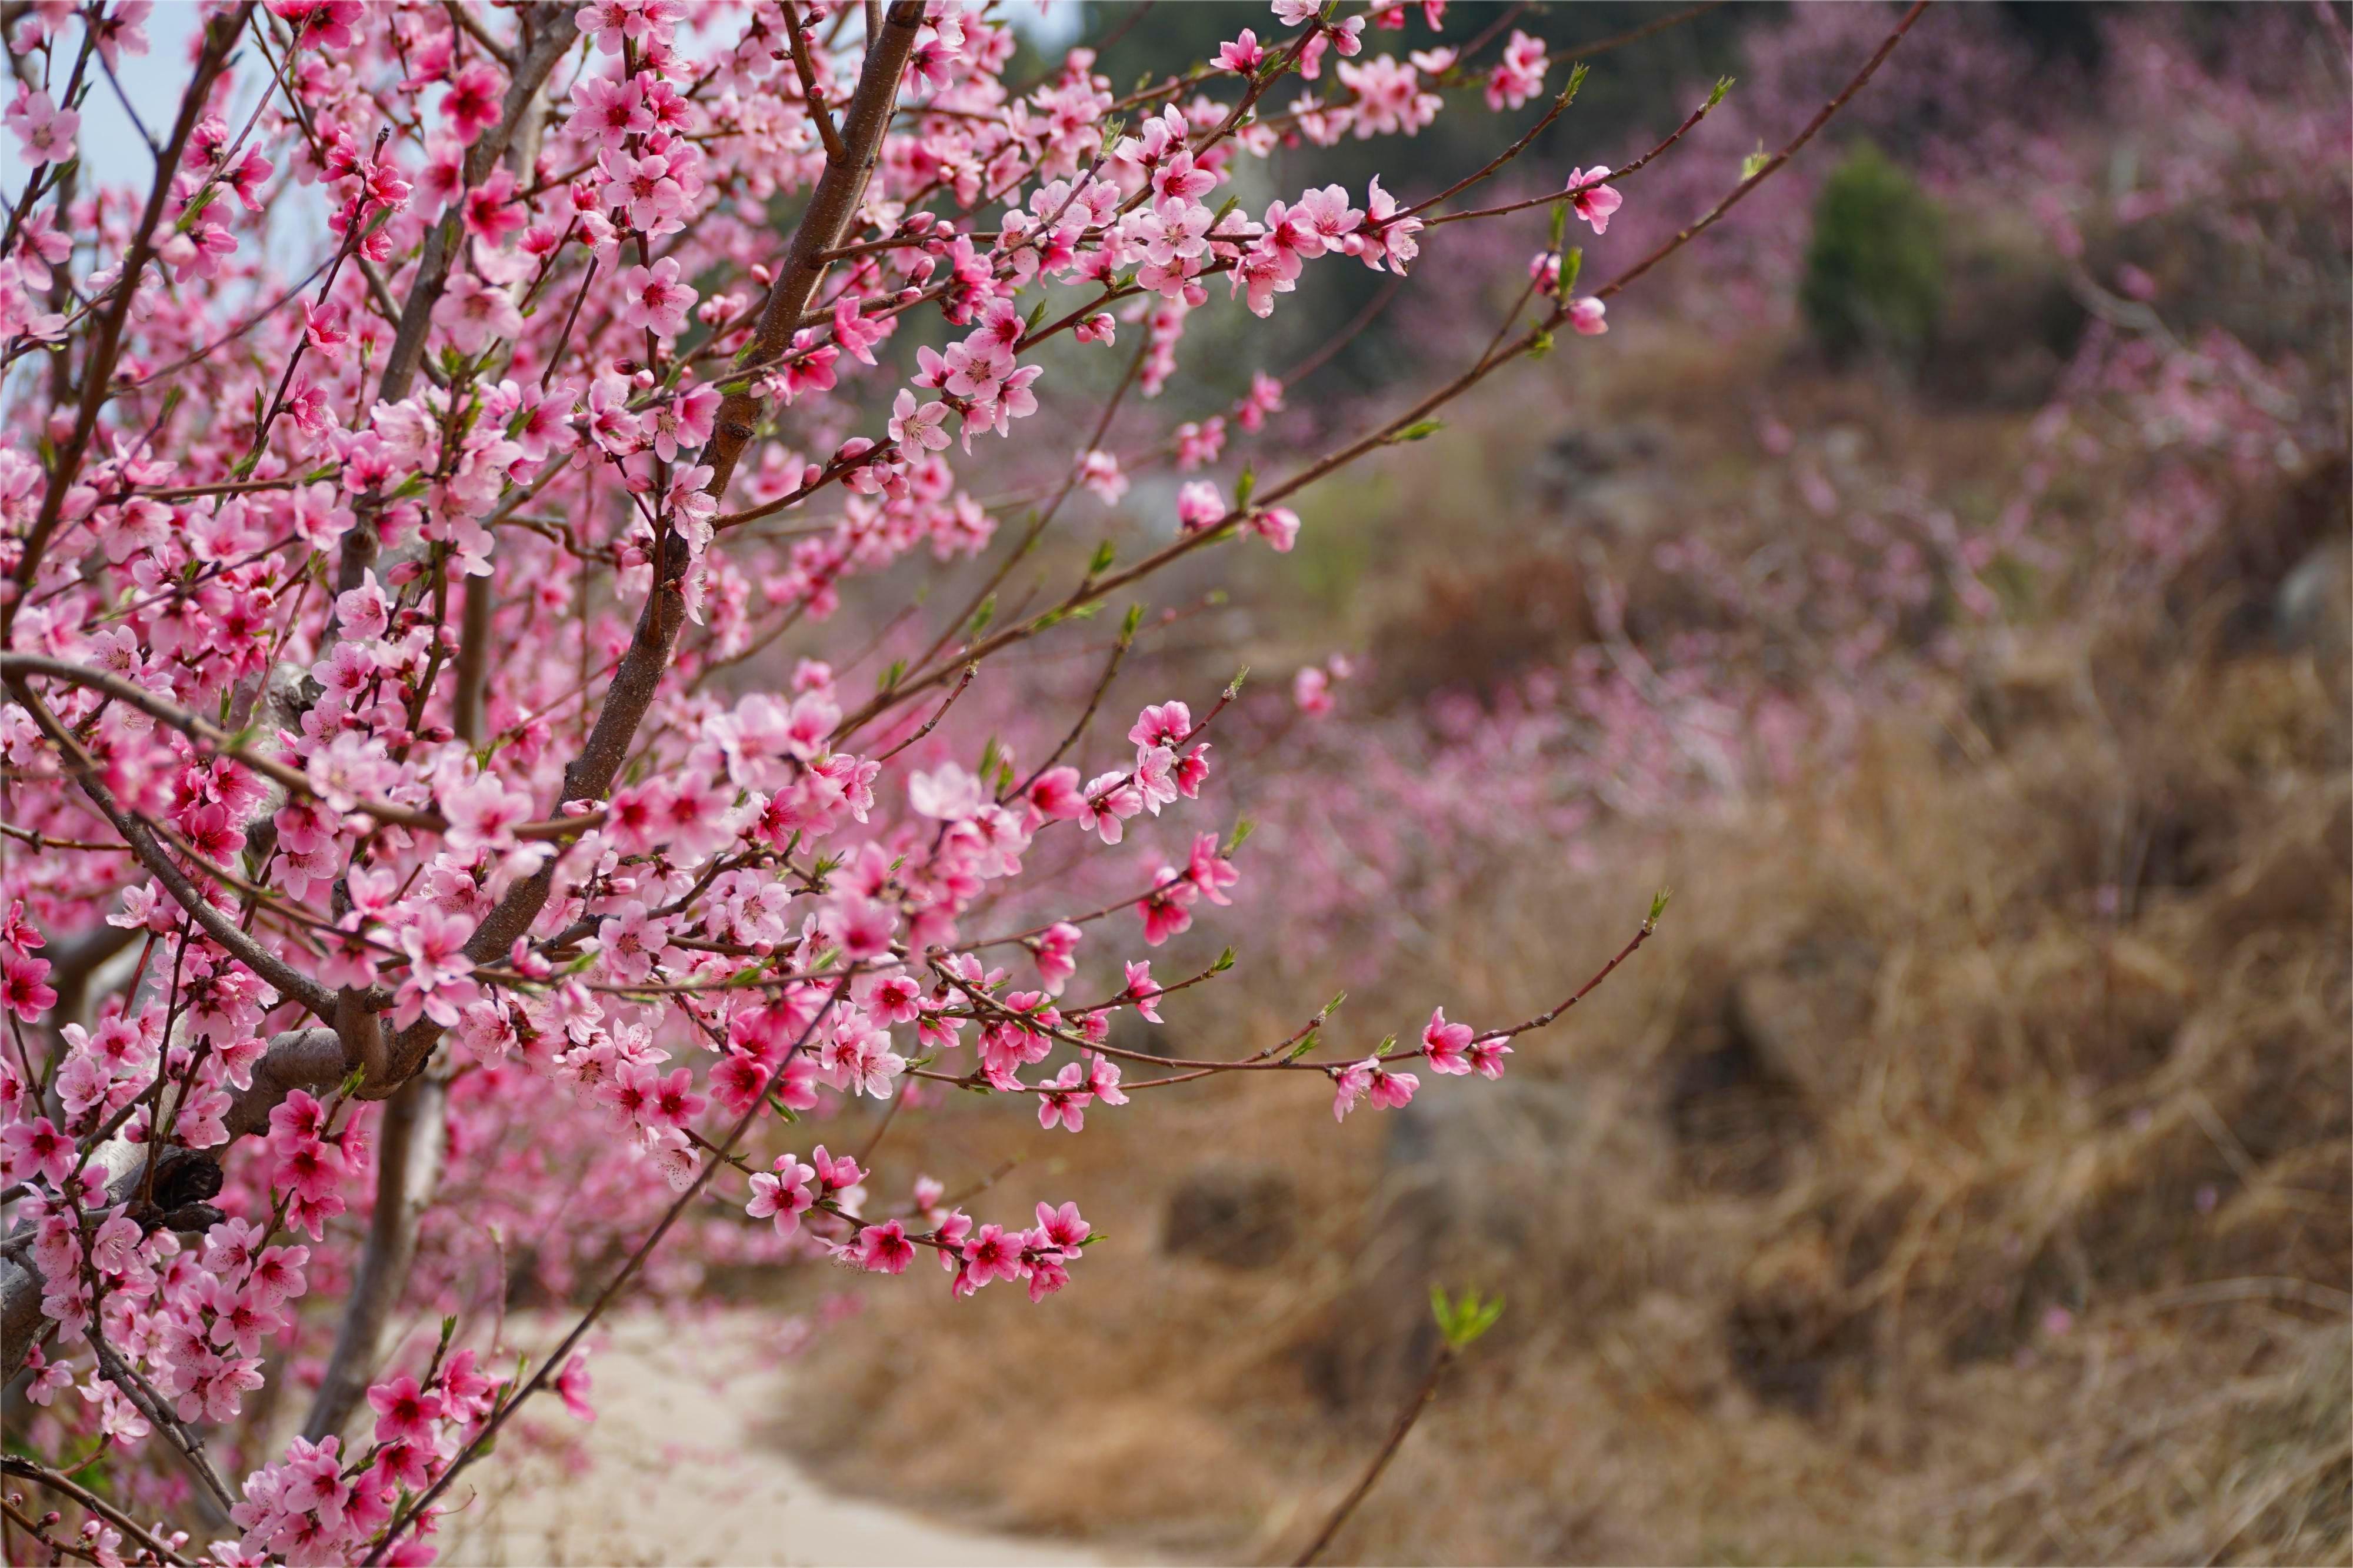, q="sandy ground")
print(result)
[434,1312,1116,1568]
